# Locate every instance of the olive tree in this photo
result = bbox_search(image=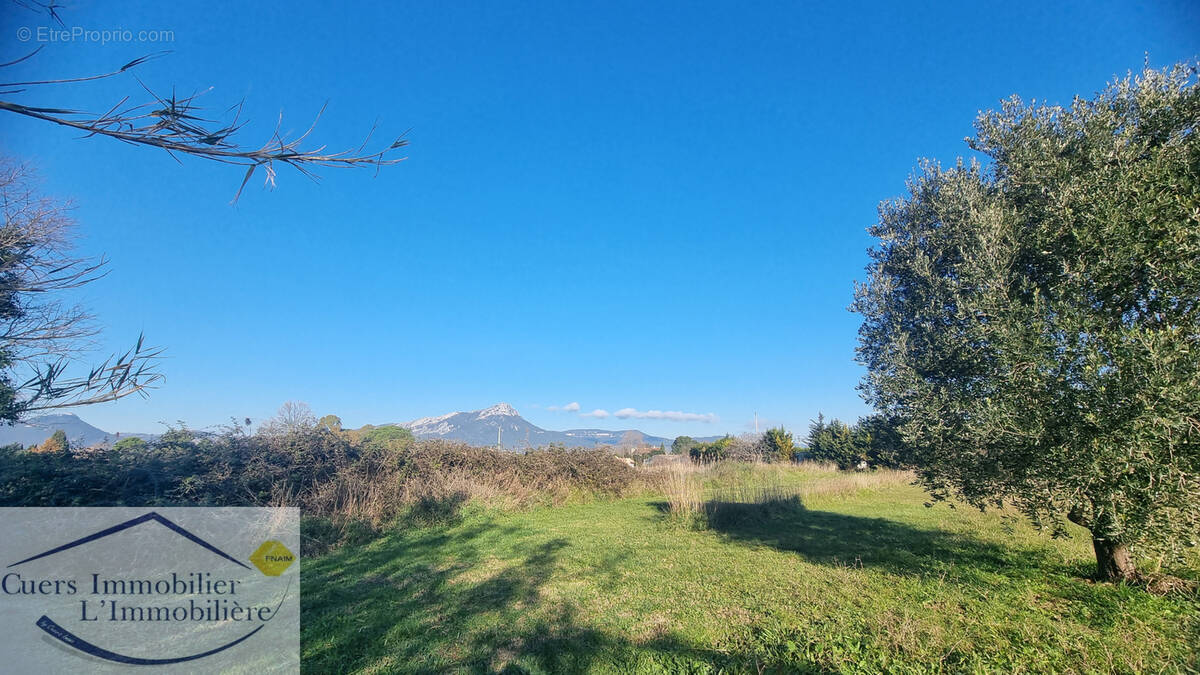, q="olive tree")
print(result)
[853,63,1200,581]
